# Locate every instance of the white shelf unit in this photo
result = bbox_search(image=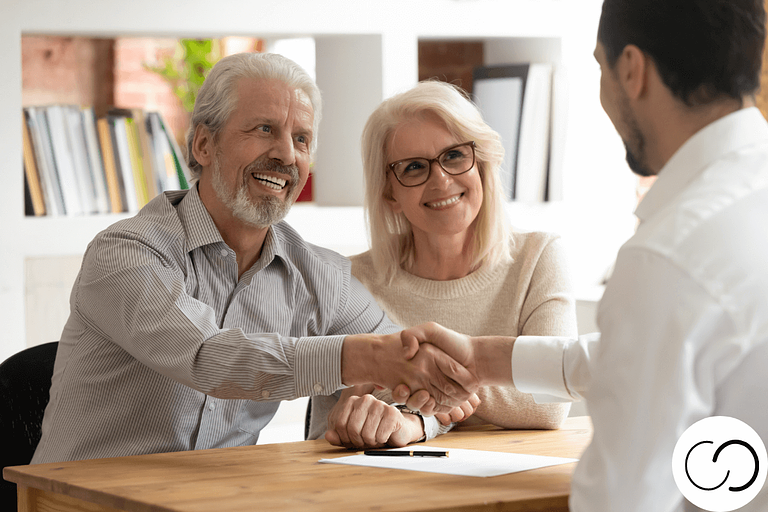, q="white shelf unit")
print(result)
[1,0,635,361]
